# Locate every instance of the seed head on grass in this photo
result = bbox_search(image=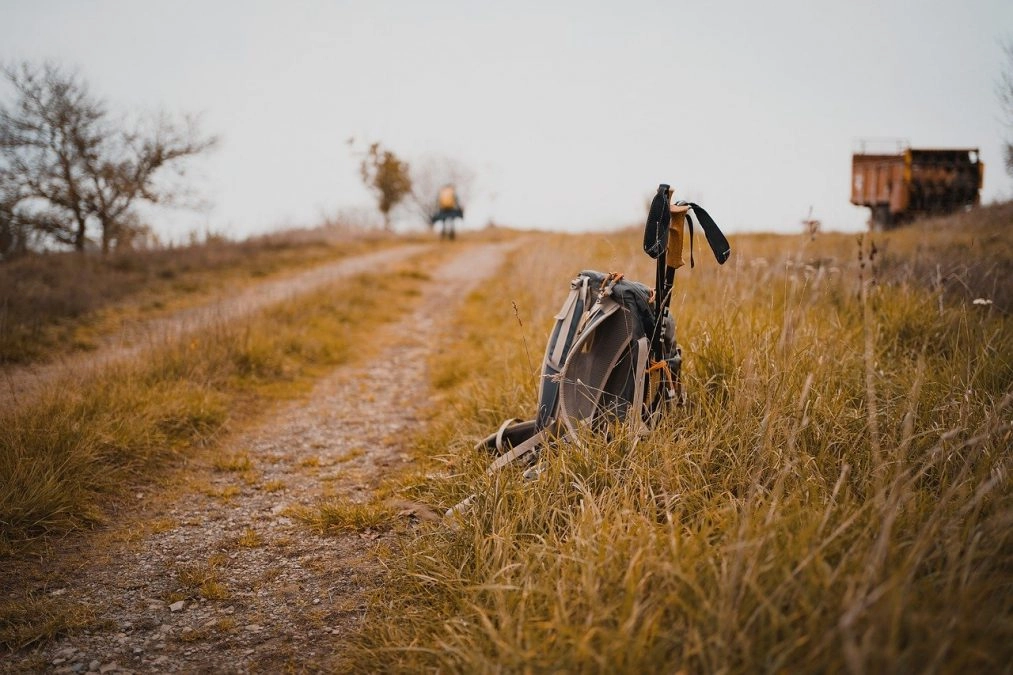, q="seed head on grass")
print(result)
[511,300,534,375]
